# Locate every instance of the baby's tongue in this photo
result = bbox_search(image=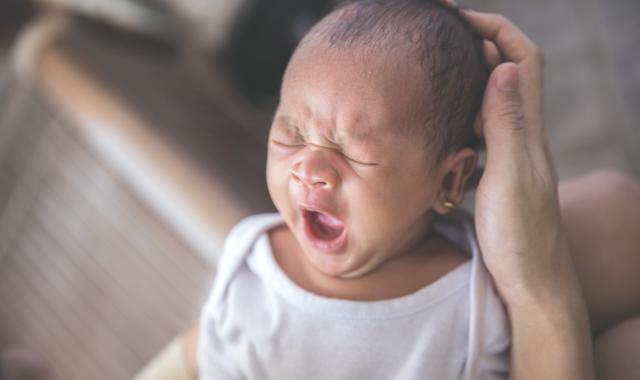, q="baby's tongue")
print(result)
[310,211,344,240]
